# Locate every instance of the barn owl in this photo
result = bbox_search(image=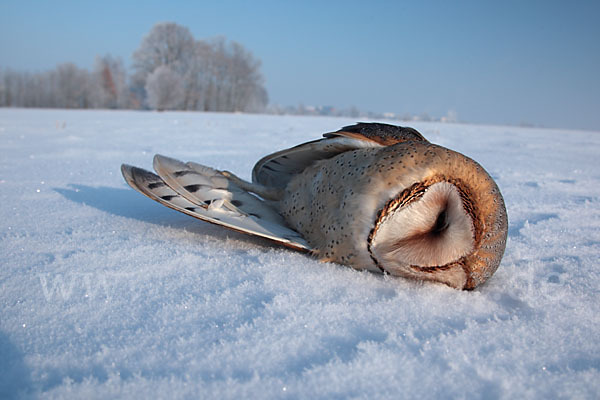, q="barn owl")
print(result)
[121,123,507,289]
